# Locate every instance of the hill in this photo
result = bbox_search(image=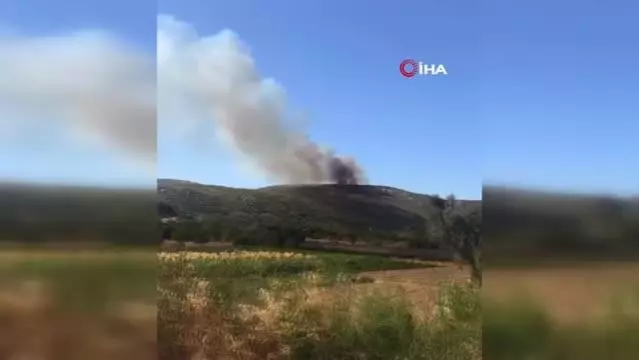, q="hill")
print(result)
[483,186,639,262]
[7,179,633,261]
[157,178,481,248]
[0,182,157,245]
